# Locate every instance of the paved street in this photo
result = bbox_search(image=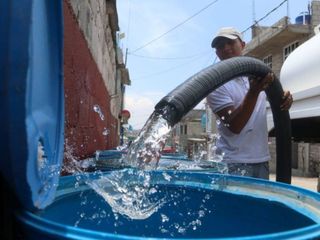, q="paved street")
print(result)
[270,174,318,192]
